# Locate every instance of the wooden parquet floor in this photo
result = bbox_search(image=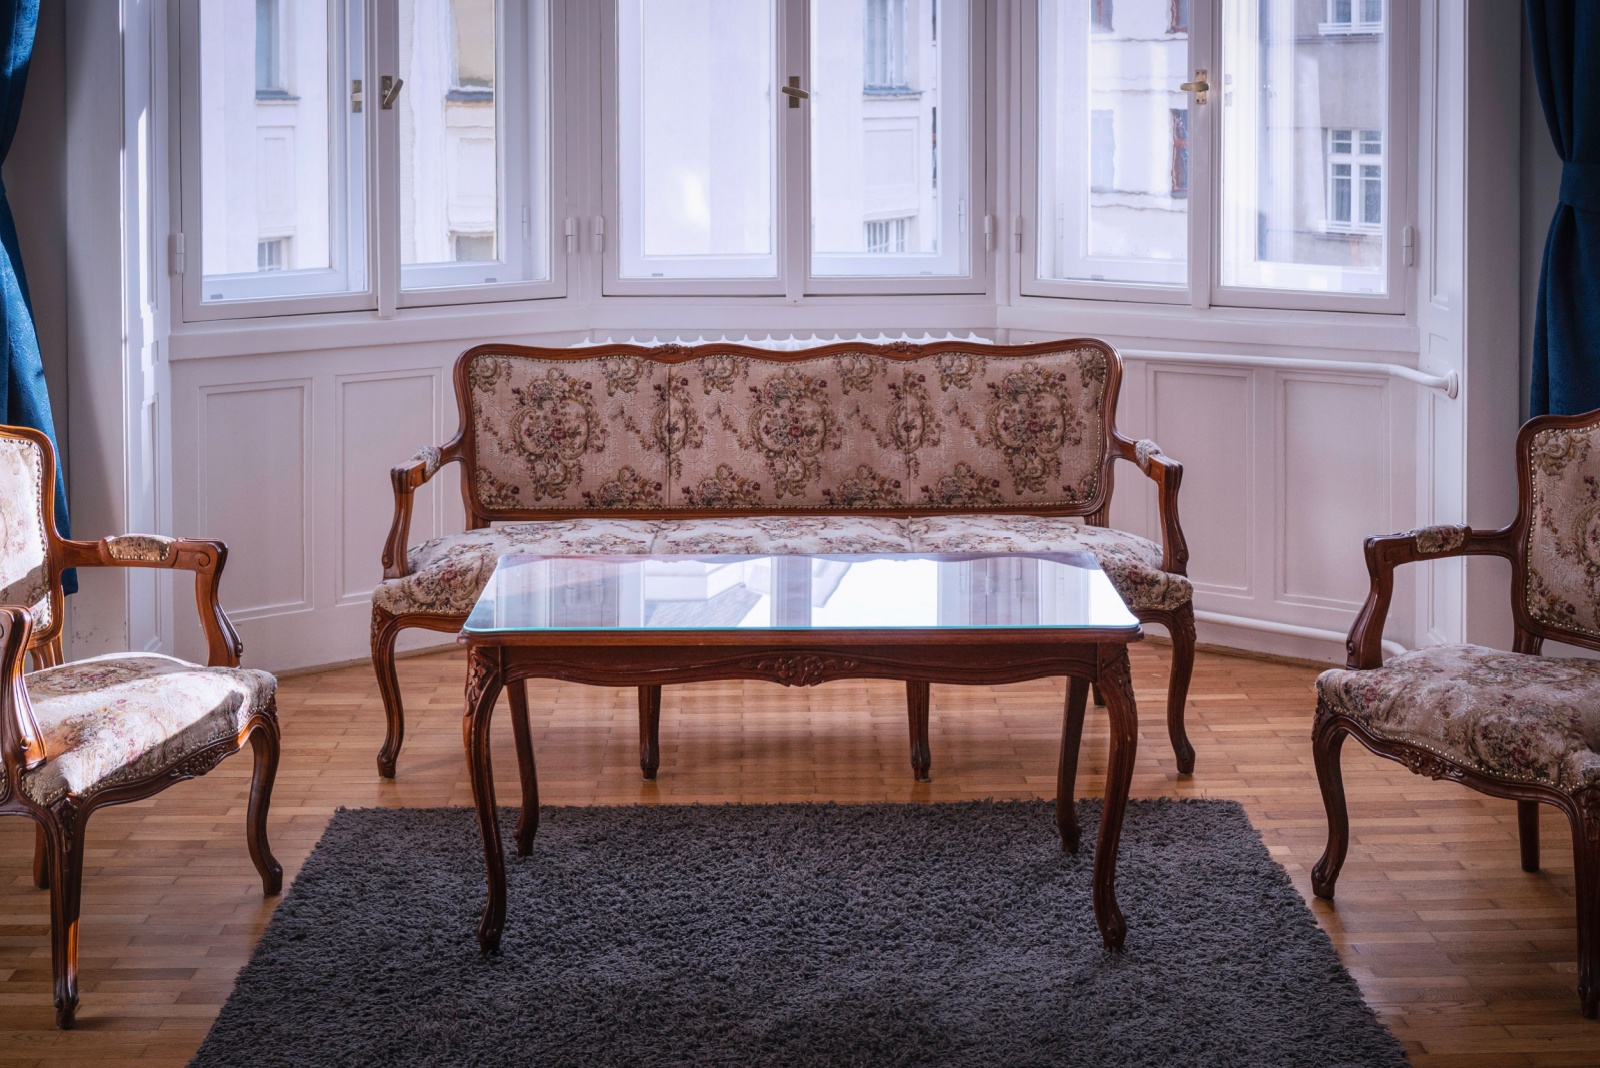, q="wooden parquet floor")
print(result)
[1,643,1598,1066]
